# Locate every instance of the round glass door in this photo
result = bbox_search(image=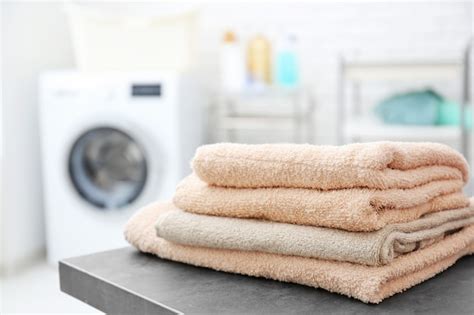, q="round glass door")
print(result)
[69,127,148,209]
